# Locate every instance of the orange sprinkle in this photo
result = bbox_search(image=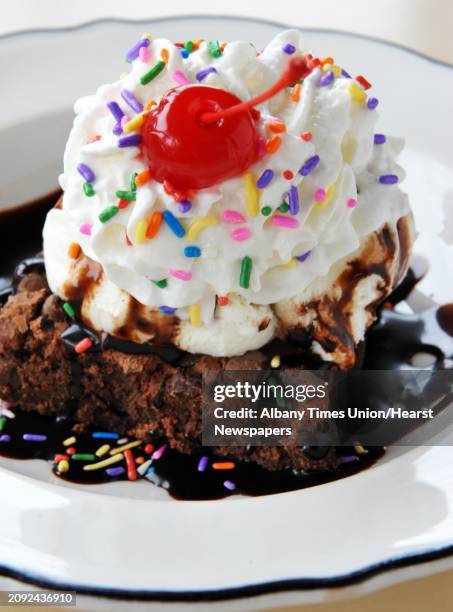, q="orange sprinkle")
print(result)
[265,136,282,154]
[135,456,145,465]
[126,234,132,246]
[85,134,101,144]
[67,242,81,259]
[118,199,131,210]
[212,462,235,470]
[135,170,152,187]
[291,83,301,102]
[66,447,76,456]
[220,42,227,51]
[301,131,313,142]
[146,211,163,239]
[75,338,93,354]
[268,121,286,133]
[193,38,204,49]
[160,48,169,63]
[144,99,156,111]
[321,56,334,66]
[217,296,229,306]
